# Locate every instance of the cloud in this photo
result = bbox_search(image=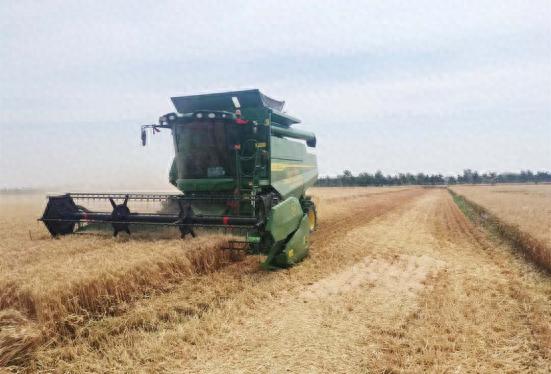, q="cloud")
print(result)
[0,0,550,187]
